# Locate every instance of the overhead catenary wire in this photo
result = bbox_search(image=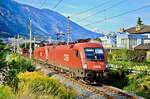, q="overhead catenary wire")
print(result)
[70,0,112,17]
[77,0,125,22]
[24,0,48,24]
[83,4,150,27]
[52,0,63,9]
[40,0,47,8]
